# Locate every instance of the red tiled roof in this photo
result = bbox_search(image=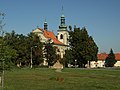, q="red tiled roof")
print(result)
[115,53,120,60]
[97,53,108,60]
[97,53,120,61]
[43,30,63,45]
